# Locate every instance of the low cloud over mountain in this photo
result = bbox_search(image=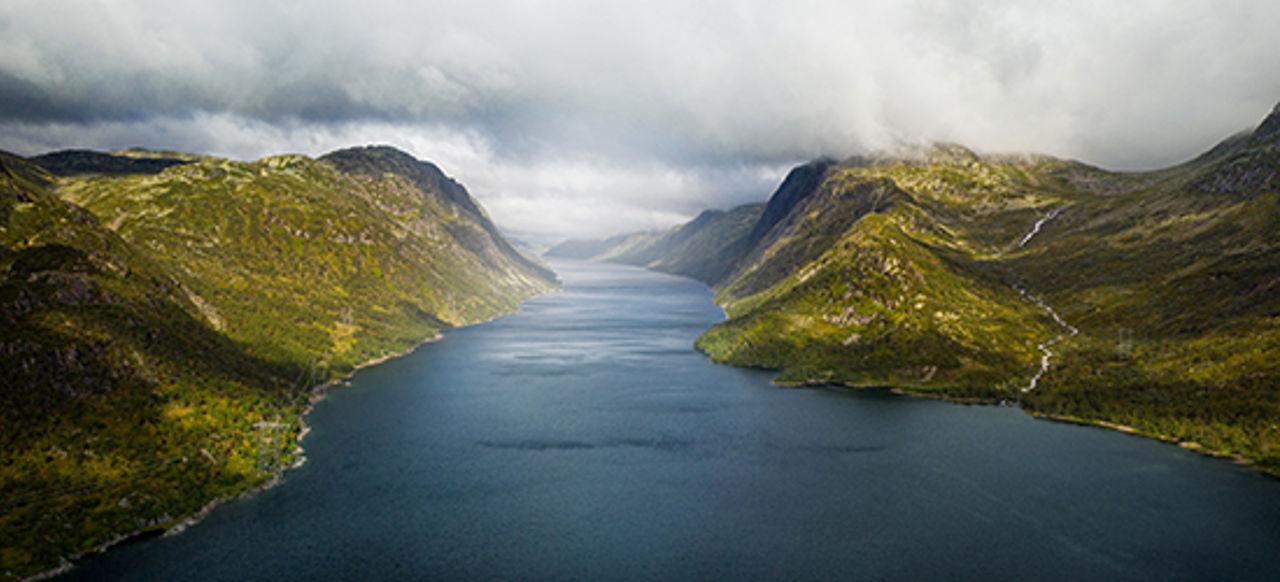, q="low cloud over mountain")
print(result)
[2,0,1279,238]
